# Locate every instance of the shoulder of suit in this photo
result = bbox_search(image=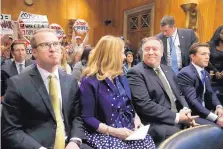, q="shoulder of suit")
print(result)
[178,28,193,33]
[178,65,193,76]
[1,61,14,72]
